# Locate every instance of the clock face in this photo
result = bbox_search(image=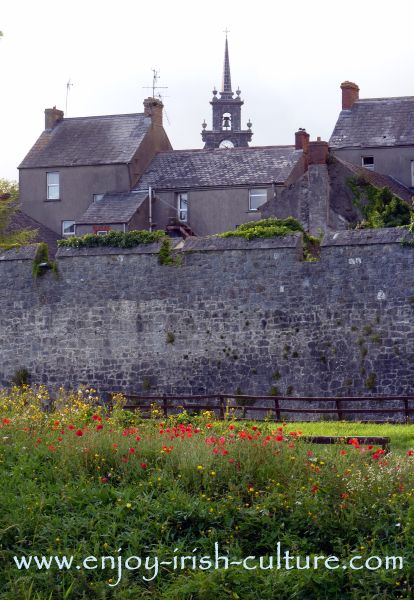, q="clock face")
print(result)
[219,139,234,149]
